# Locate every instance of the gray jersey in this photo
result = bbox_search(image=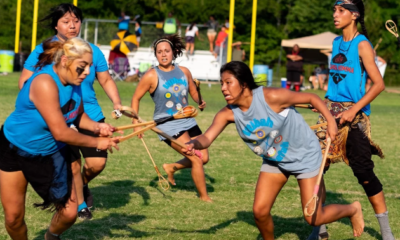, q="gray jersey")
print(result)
[151,66,197,140]
[231,86,321,173]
